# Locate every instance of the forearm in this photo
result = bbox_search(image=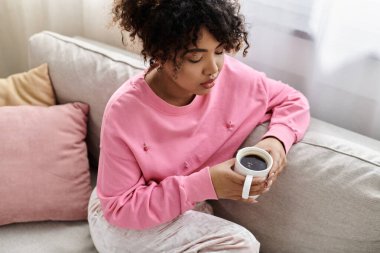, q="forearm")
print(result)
[97,166,217,230]
[262,79,310,152]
